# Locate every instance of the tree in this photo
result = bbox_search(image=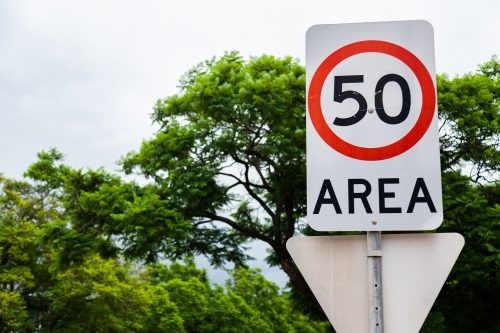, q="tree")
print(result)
[0,174,59,332]
[0,171,186,332]
[119,53,500,331]
[120,51,317,308]
[0,168,330,332]
[146,259,330,333]
[23,149,192,269]
[427,56,500,333]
